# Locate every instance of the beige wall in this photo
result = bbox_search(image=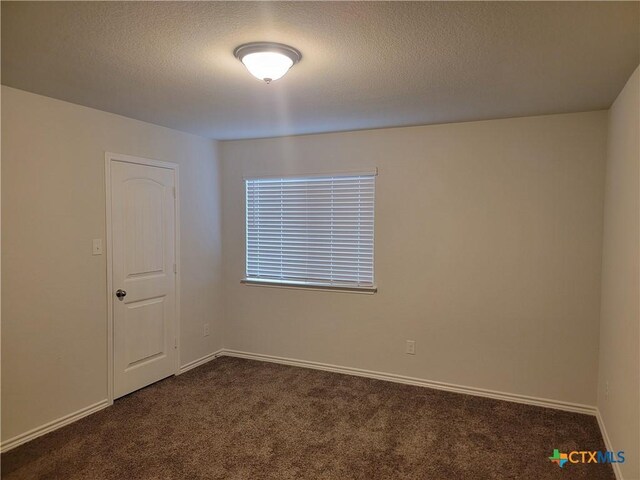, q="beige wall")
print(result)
[220,111,607,407]
[1,86,224,442]
[598,66,639,480]
[2,85,624,451]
